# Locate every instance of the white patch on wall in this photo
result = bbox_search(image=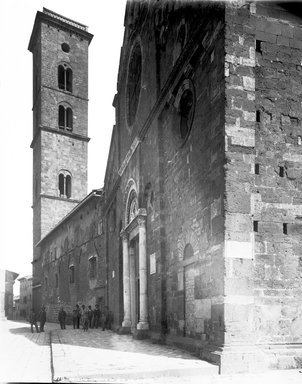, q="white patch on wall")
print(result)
[150,253,156,275]
[112,270,115,278]
[225,239,253,259]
